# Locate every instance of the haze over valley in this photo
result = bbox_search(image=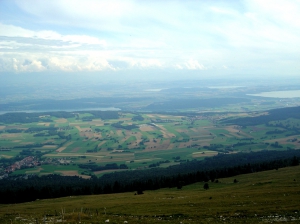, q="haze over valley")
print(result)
[1,1,300,223]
